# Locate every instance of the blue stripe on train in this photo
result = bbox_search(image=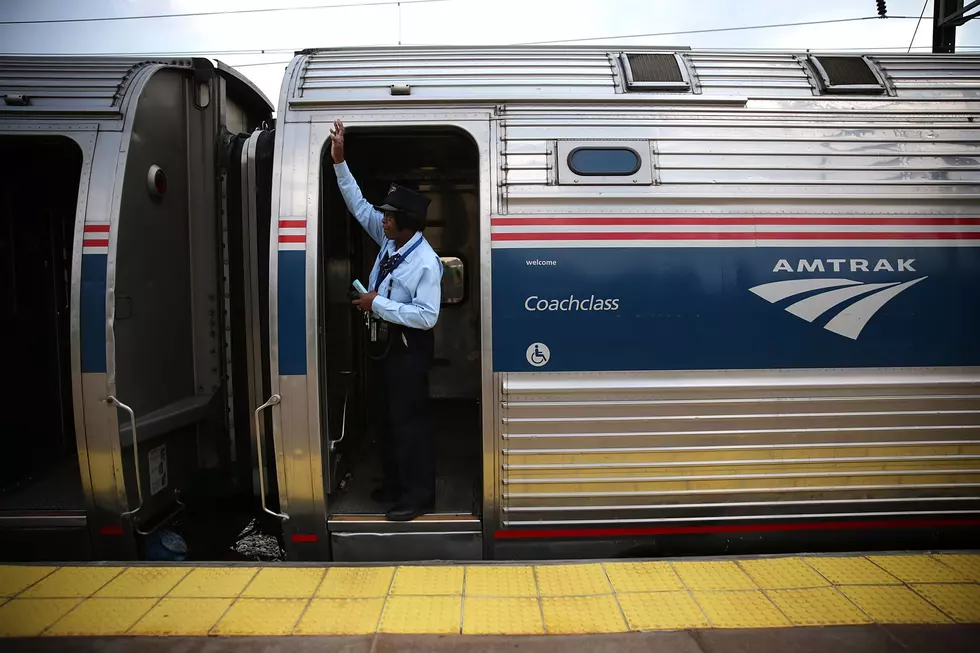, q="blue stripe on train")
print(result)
[80,253,107,373]
[491,246,980,372]
[278,250,307,375]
